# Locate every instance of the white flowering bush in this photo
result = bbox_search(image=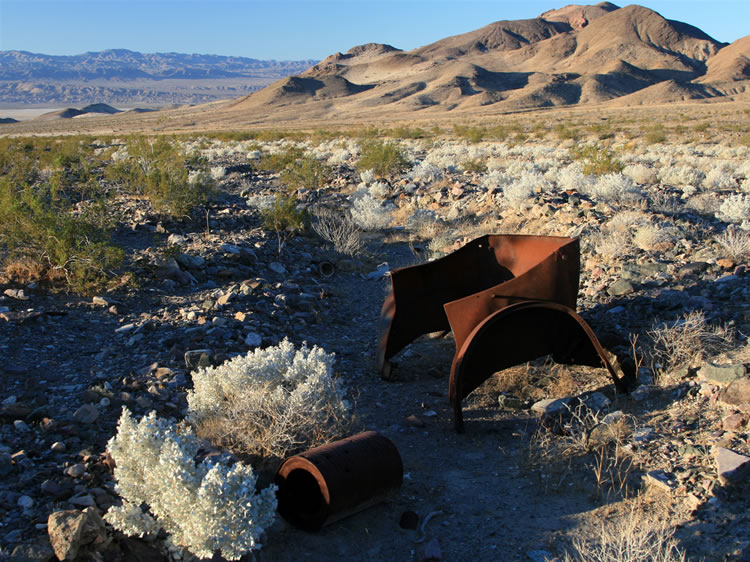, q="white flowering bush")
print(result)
[658,165,704,189]
[501,172,549,207]
[703,167,737,190]
[556,162,595,192]
[623,163,657,185]
[188,338,352,460]
[717,193,750,229]
[407,161,443,183]
[586,173,641,203]
[350,193,394,230]
[106,409,277,560]
[209,166,226,181]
